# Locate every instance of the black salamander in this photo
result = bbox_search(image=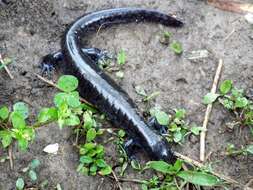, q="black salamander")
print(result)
[41,8,183,163]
